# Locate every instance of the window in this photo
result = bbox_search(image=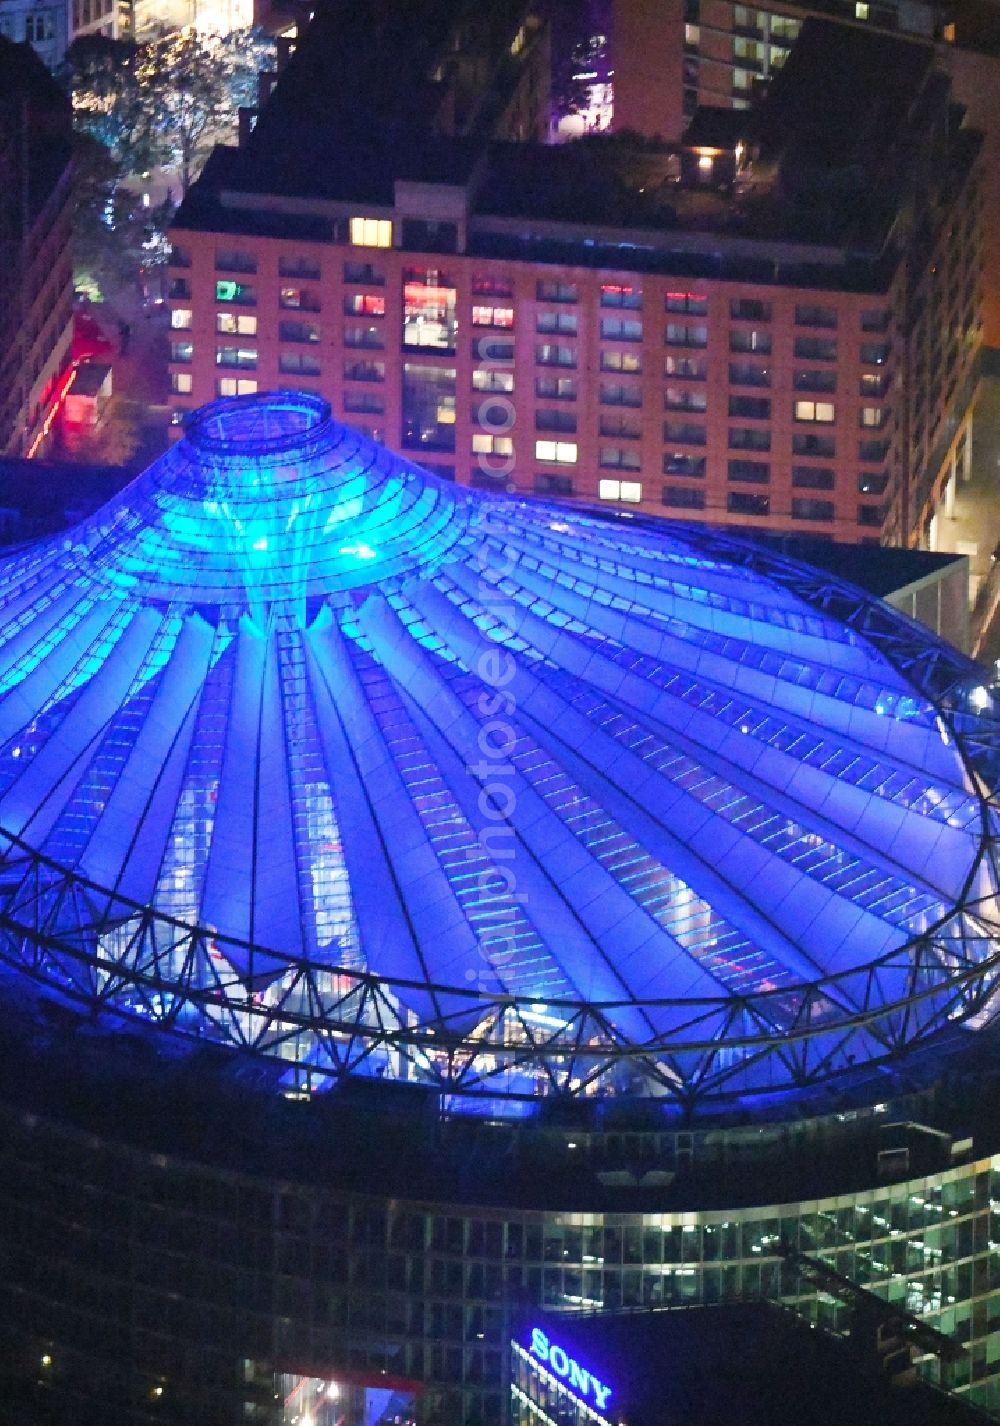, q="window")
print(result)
[601,284,641,309]
[216,377,257,396]
[861,308,889,332]
[216,250,256,273]
[473,276,514,298]
[666,386,706,411]
[344,323,384,349]
[855,2,870,18]
[600,412,641,439]
[280,287,320,312]
[170,341,193,363]
[537,344,577,368]
[475,337,514,362]
[472,305,514,328]
[216,279,255,305]
[728,459,769,483]
[794,335,836,361]
[280,255,321,280]
[729,394,770,419]
[537,311,577,335]
[730,329,771,354]
[404,269,457,350]
[729,426,770,451]
[730,298,771,321]
[665,292,708,314]
[217,312,257,336]
[795,303,837,328]
[793,369,835,393]
[728,490,770,516]
[168,278,191,300]
[170,309,192,329]
[793,433,835,457]
[861,341,891,365]
[859,405,889,428]
[858,503,884,527]
[472,433,514,457]
[858,470,888,494]
[402,364,456,451]
[278,351,320,375]
[344,360,385,382]
[536,280,577,302]
[663,453,706,477]
[535,440,577,464]
[350,217,392,248]
[216,346,257,369]
[729,361,770,387]
[279,319,320,344]
[474,370,515,393]
[665,355,707,380]
[535,409,577,433]
[344,391,385,414]
[535,473,574,496]
[600,317,642,341]
[344,260,384,285]
[666,323,708,347]
[536,375,575,400]
[792,497,834,521]
[859,438,889,461]
[662,484,706,509]
[792,466,834,489]
[170,371,193,394]
[599,479,642,503]
[601,350,641,373]
[664,420,706,445]
[794,400,835,422]
[345,294,385,316]
[860,372,890,397]
[600,446,641,470]
[601,382,641,407]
